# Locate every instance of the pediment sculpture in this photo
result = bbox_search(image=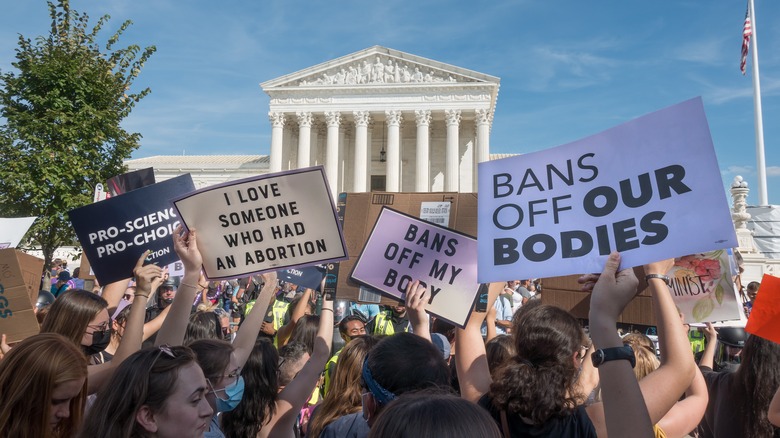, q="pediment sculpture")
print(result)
[297,55,471,87]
